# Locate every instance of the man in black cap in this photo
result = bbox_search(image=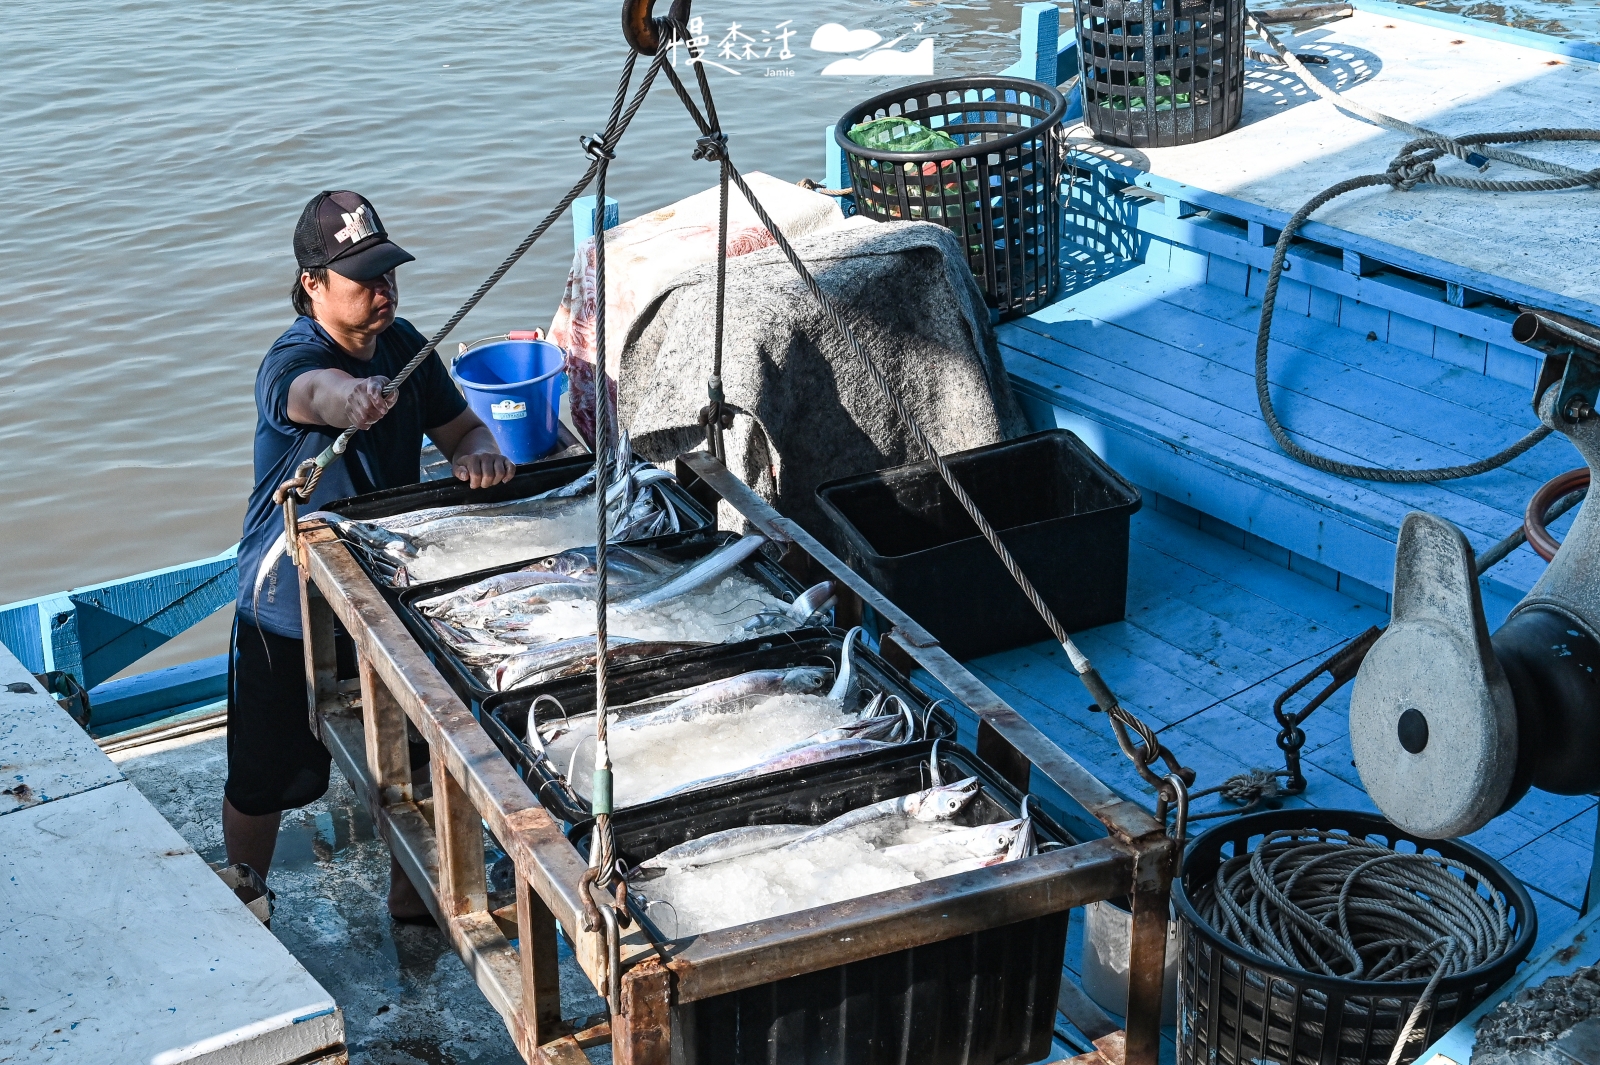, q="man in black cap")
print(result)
[227,190,515,919]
